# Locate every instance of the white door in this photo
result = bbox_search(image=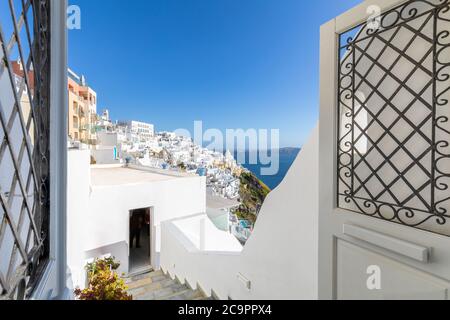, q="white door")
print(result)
[319,0,450,300]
